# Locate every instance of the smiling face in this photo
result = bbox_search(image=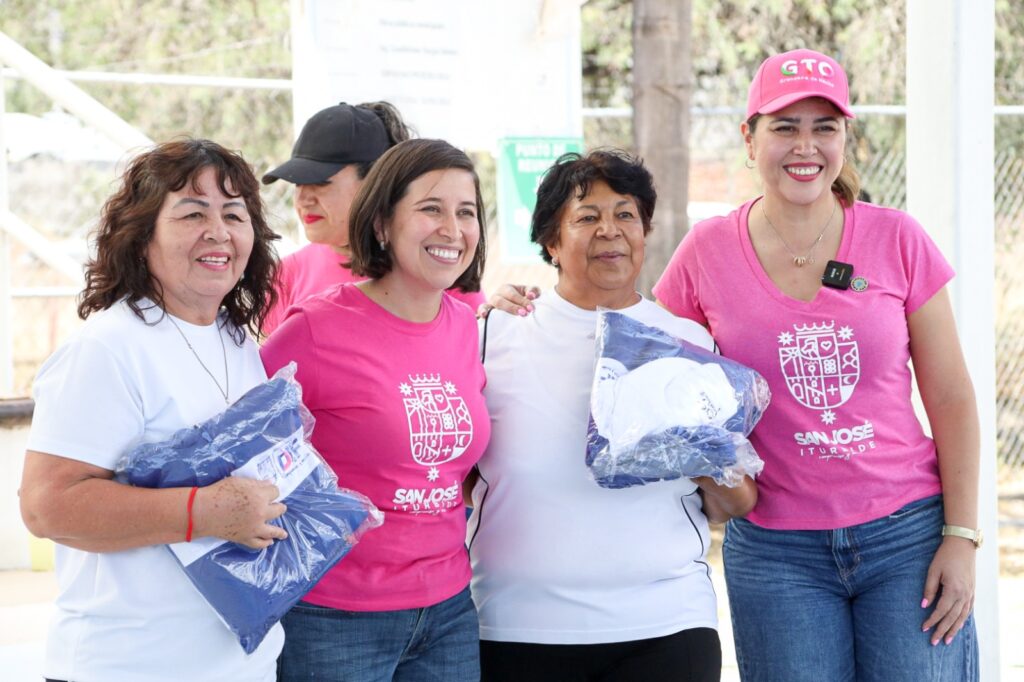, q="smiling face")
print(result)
[293,164,363,250]
[145,166,254,323]
[378,168,481,297]
[546,179,645,310]
[744,97,847,210]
